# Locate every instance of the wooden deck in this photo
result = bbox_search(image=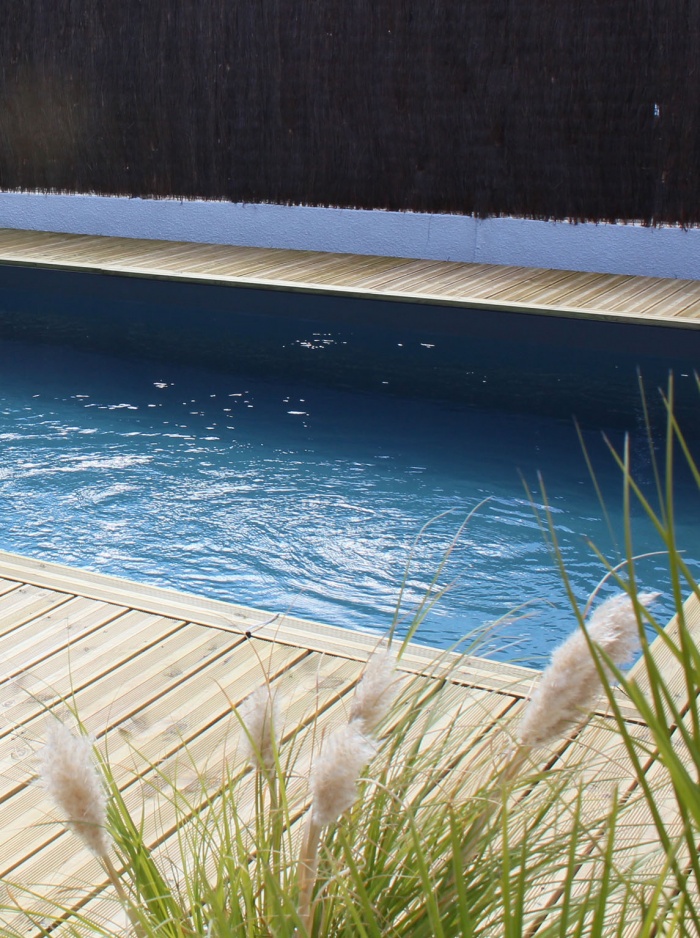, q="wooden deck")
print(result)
[0,550,693,933]
[1,227,700,328]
